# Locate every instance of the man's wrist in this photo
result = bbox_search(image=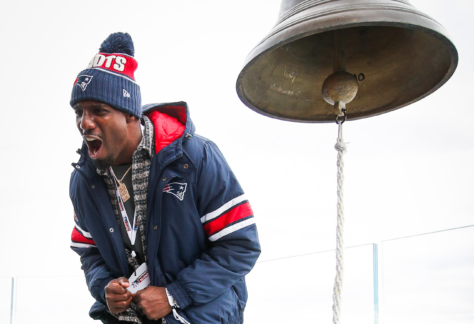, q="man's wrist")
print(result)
[102,277,115,305]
